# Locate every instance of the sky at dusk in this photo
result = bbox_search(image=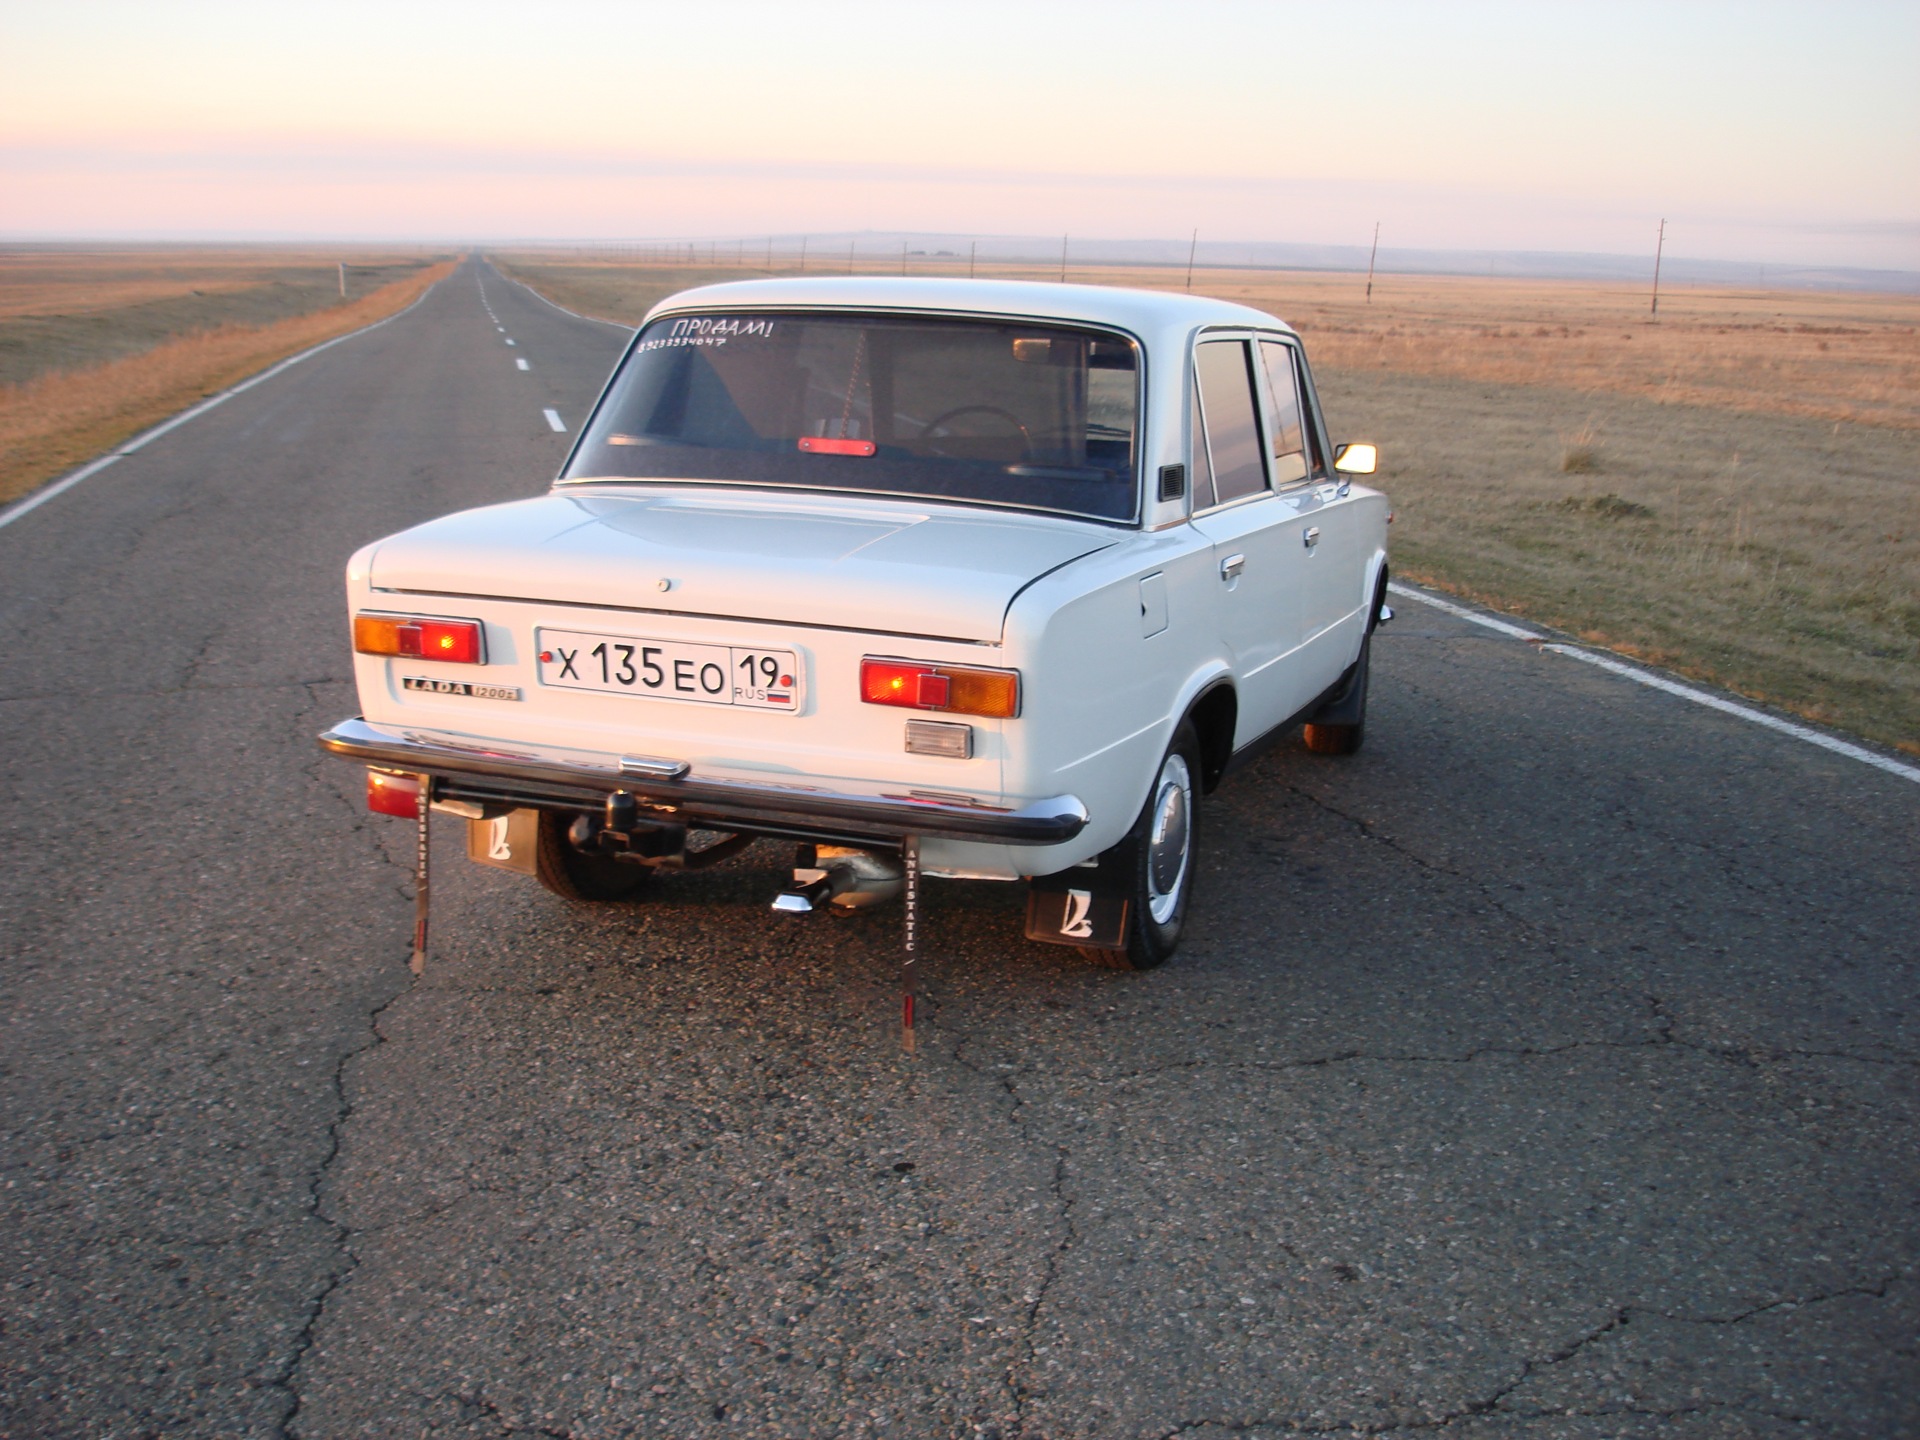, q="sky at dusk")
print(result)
[2,0,1916,269]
